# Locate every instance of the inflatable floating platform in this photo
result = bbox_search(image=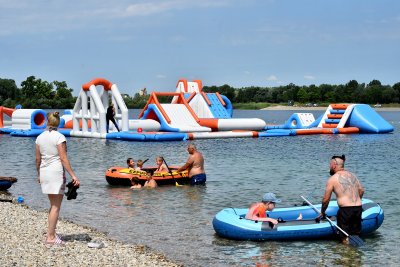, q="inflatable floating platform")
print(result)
[0,78,394,142]
[212,198,384,241]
